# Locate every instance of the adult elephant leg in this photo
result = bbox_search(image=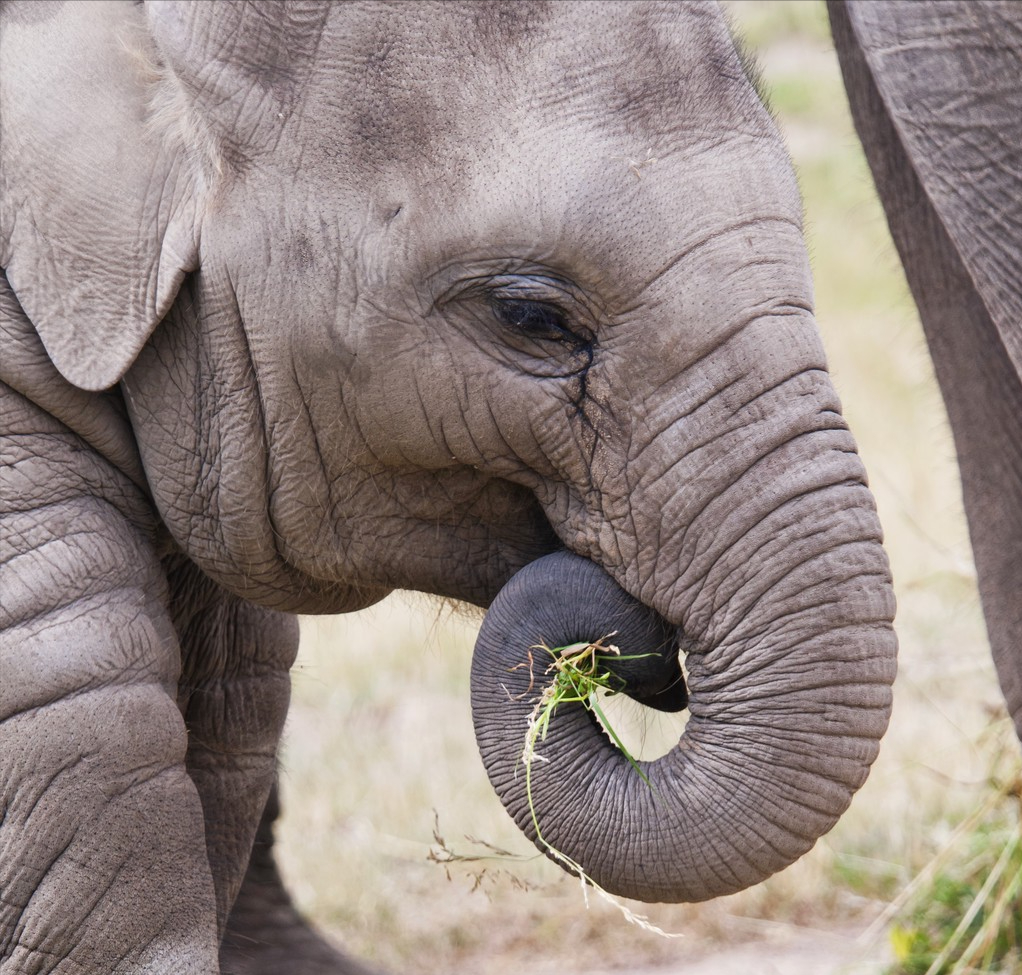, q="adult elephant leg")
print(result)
[221,783,379,975]
[0,290,219,970]
[830,0,1022,743]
